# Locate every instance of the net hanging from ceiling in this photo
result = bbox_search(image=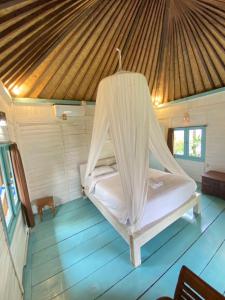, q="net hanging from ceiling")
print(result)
[85,71,193,232]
